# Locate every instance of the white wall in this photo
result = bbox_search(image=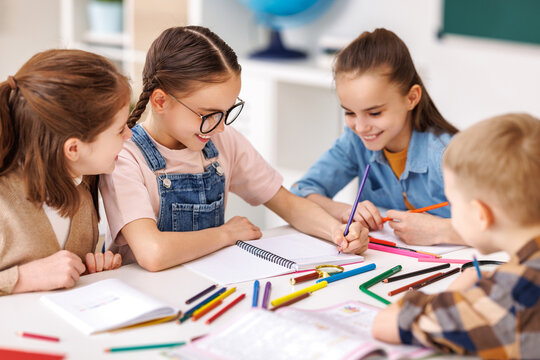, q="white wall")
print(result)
[0,0,61,80]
